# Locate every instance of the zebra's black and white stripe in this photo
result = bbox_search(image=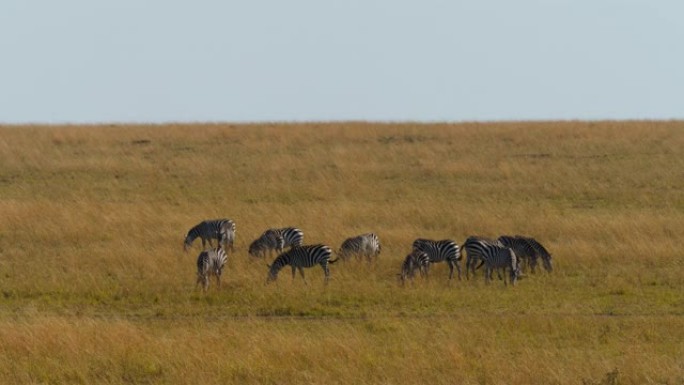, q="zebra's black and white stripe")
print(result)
[338,233,381,262]
[249,229,285,259]
[267,244,338,283]
[463,236,502,279]
[464,239,520,285]
[184,219,236,252]
[399,250,430,285]
[498,235,537,274]
[517,235,553,273]
[412,238,461,280]
[249,227,304,258]
[196,247,228,291]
